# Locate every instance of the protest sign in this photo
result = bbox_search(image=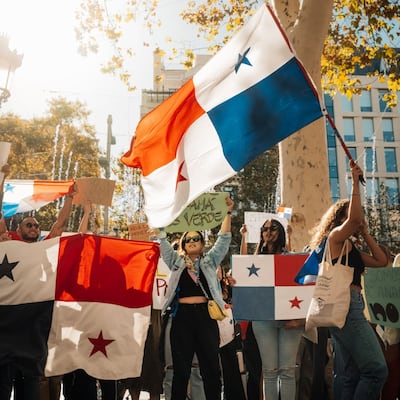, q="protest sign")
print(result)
[128,222,151,241]
[165,192,228,232]
[74,177,115,206]
[0,142,11,183]
[244,211,288,243]
[364,267,400,328]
